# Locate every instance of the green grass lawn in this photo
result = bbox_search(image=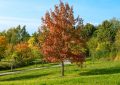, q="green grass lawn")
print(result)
[0,61,120,85]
